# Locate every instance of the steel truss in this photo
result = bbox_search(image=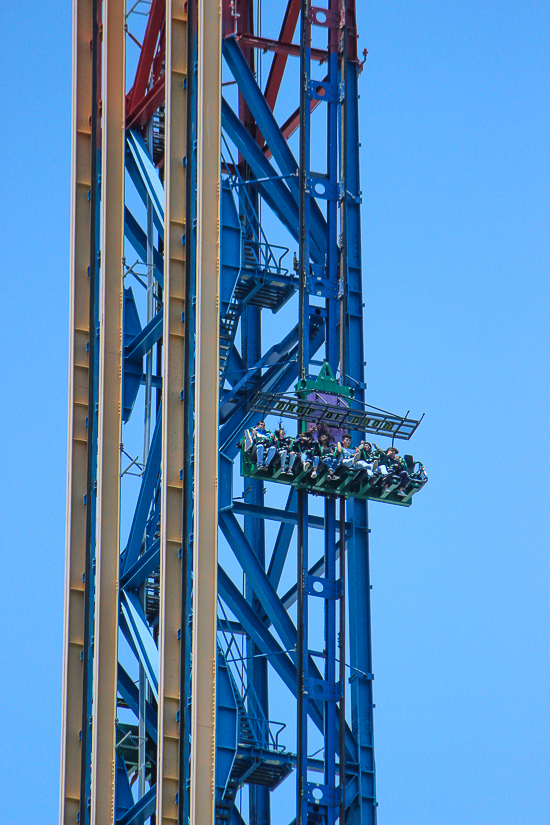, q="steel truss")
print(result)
[60,0,383,823]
